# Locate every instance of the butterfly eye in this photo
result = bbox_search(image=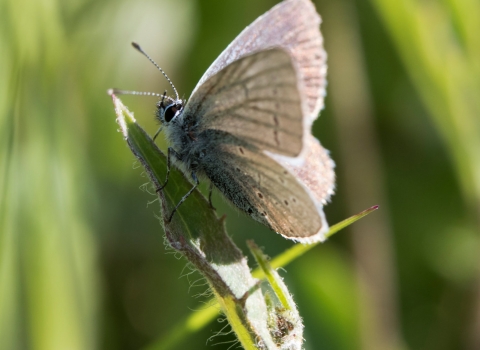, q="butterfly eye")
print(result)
[164,103,182,122]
